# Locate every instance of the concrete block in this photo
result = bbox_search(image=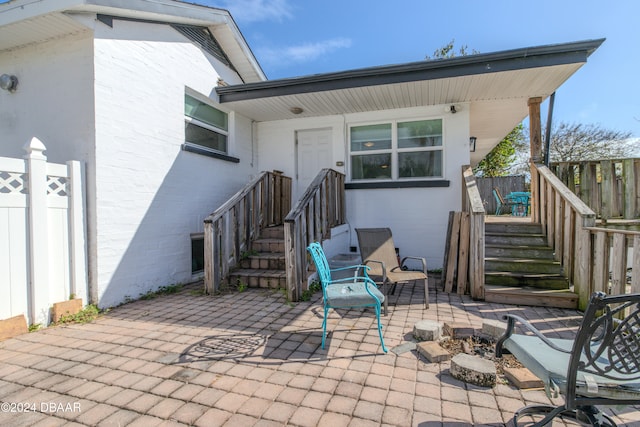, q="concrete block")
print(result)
[443,322,475,339]
[413,320,442,341]
[52,299,83,323]
[503,367,544,389]
[450,353,496,387]
[0,315,28,341]
[482,319,507,340]
[416,341,450,363]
